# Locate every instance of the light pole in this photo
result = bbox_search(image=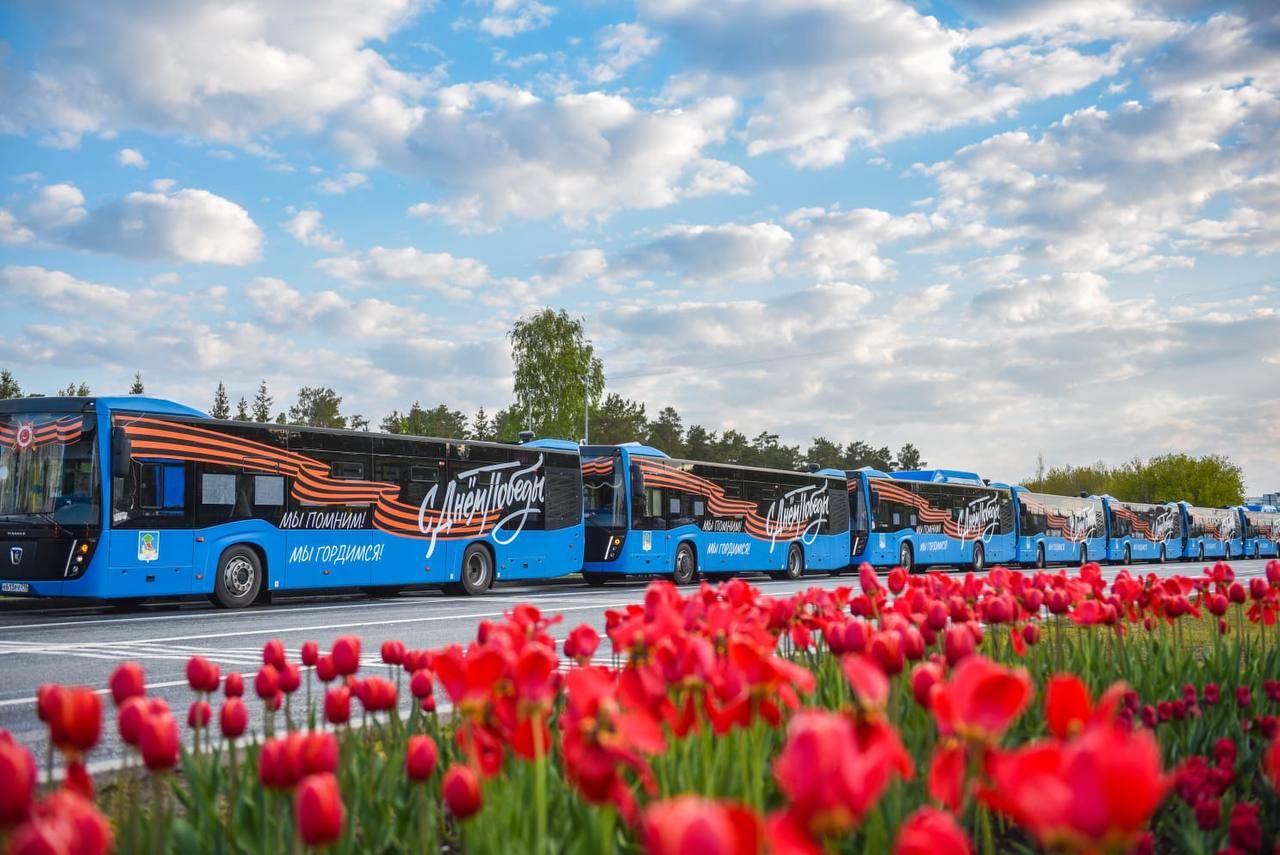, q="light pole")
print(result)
[582,339,593,445]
